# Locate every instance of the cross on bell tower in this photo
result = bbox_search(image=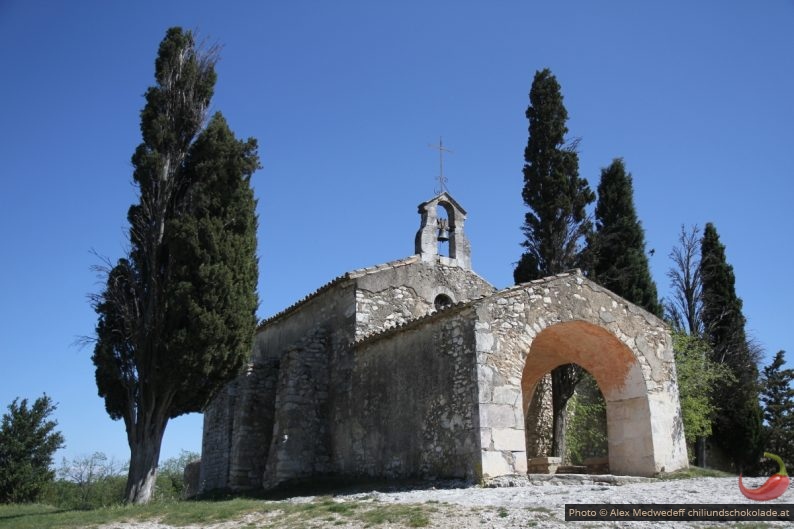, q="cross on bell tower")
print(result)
[428,136,453,195]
